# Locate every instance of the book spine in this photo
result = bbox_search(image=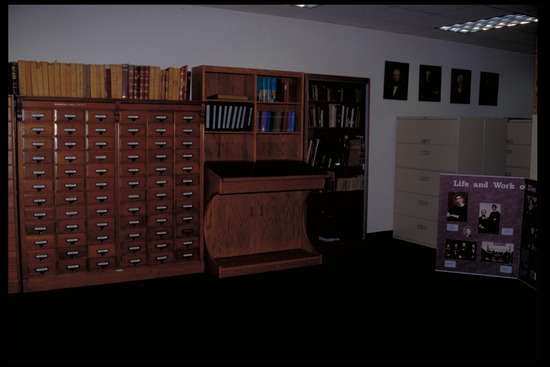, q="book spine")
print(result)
[179,66,184,101]
[121,64,128,99]
[11,62,19,96]
[105,66,111,99]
